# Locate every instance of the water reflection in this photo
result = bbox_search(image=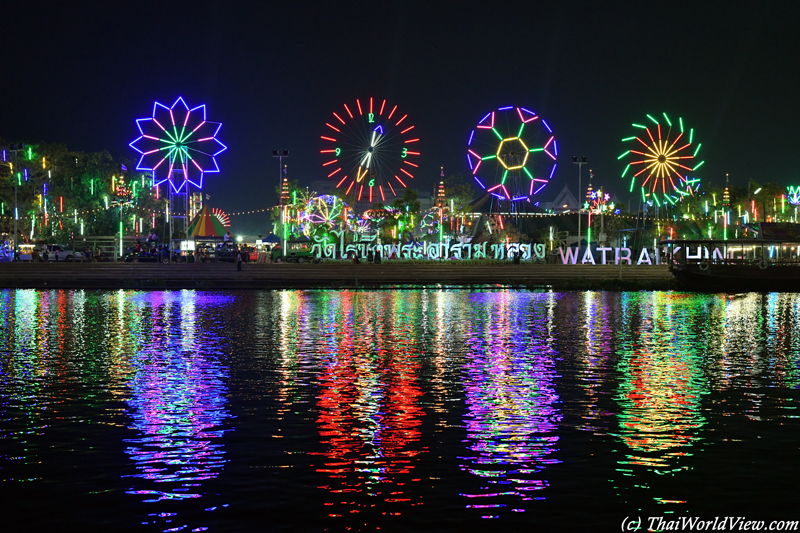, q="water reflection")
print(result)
[108,292,232,533]
[1,288,800,530]
[459,292,561,517]
[305,292,427,522]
